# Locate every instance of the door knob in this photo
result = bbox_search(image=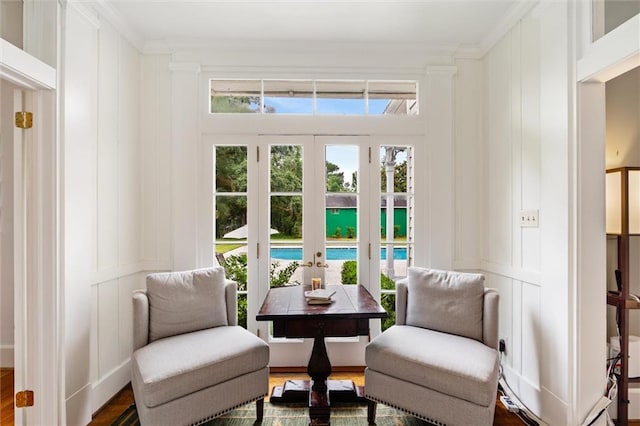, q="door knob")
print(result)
[300,261,313,267]
[316,262,329,268]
